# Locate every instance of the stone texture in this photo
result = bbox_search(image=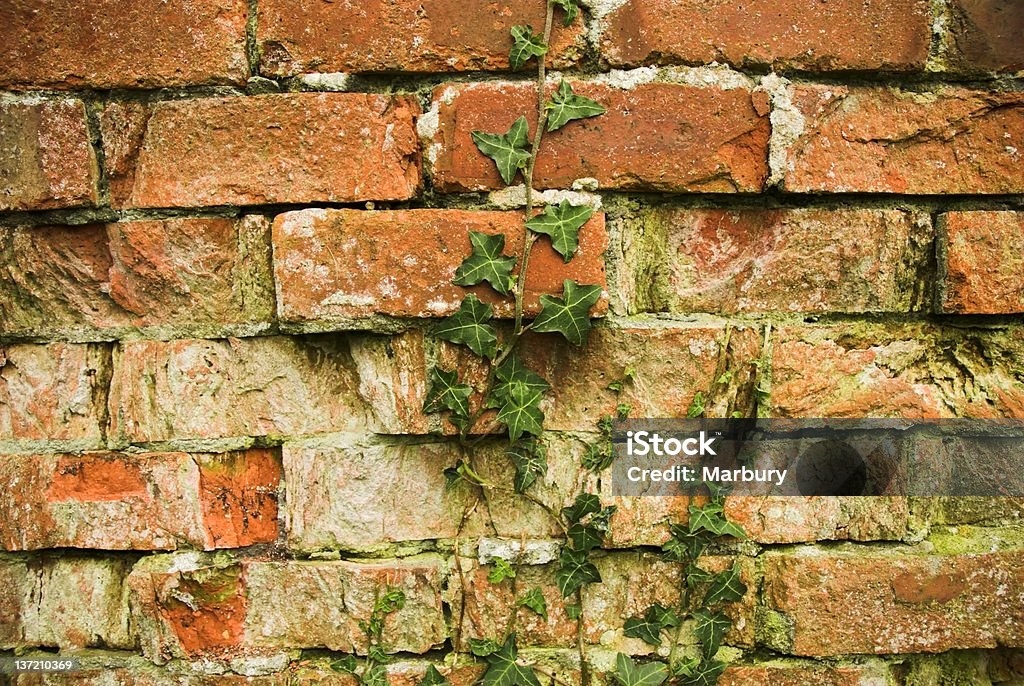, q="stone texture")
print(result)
[0,556,133,650]
[272,208,607,328]
[0,0,247,89]
[0,343,109,444]
[725,497,912,544]
[938,211,1024,314]
[948,0,1024,73]
[761,546,1024,655]
[719,663,889,685]
[108,336,374,444]
[257,0,584,75]
[601,0,931,72]
[100,94,421,209]
[428,81,770,193]
[620,208,931,314]
[769,324,1024,418]
[0,450,280,551]
[0,217,275,339]
[783,85,1024,194]
[0,99,98,211]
